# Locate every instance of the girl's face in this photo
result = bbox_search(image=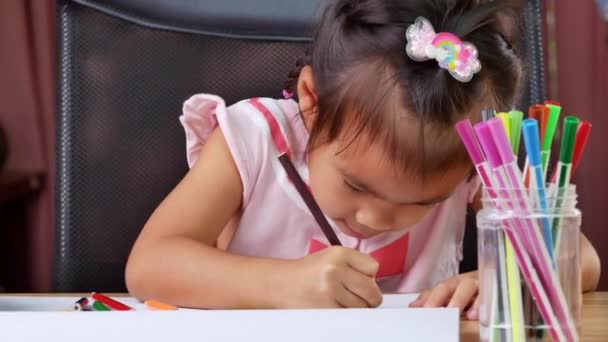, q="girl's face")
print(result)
[297,65,471,238]
[307,134,471,239]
